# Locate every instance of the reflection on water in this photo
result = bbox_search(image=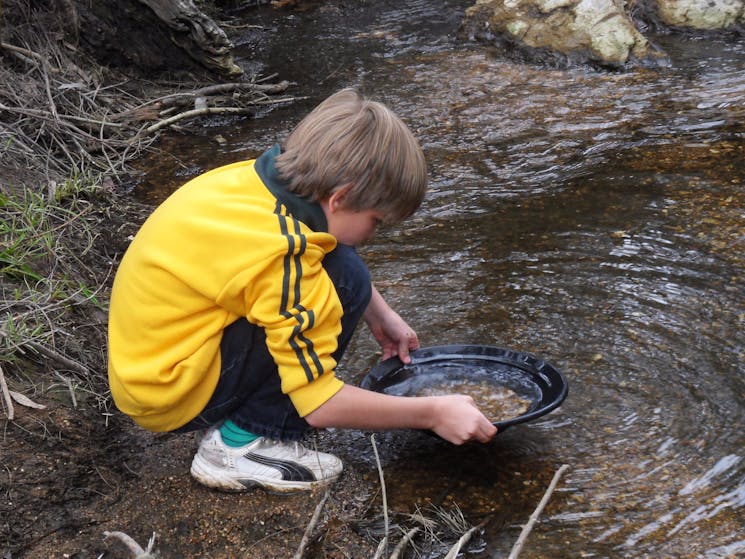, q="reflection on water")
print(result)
[135,1,745,556]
